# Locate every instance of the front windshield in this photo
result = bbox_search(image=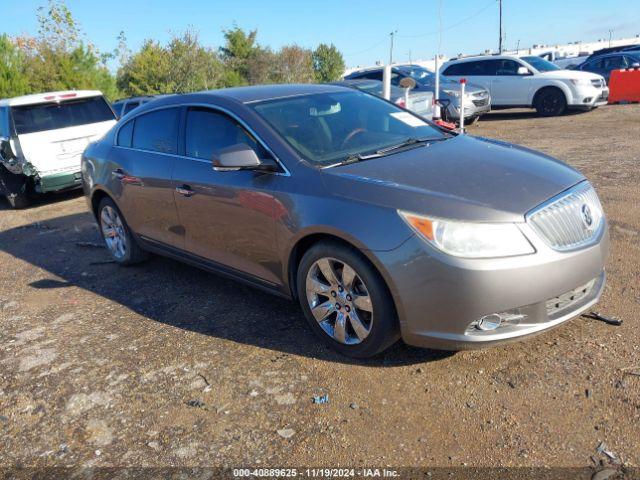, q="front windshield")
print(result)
[521,56,561,72]
[252,90,446,165]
